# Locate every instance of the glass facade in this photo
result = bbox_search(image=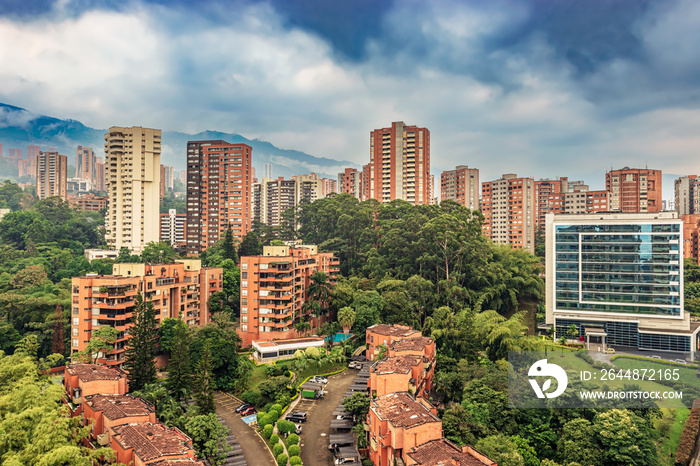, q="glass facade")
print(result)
[555,318,690,352]
[554,222,682,317]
